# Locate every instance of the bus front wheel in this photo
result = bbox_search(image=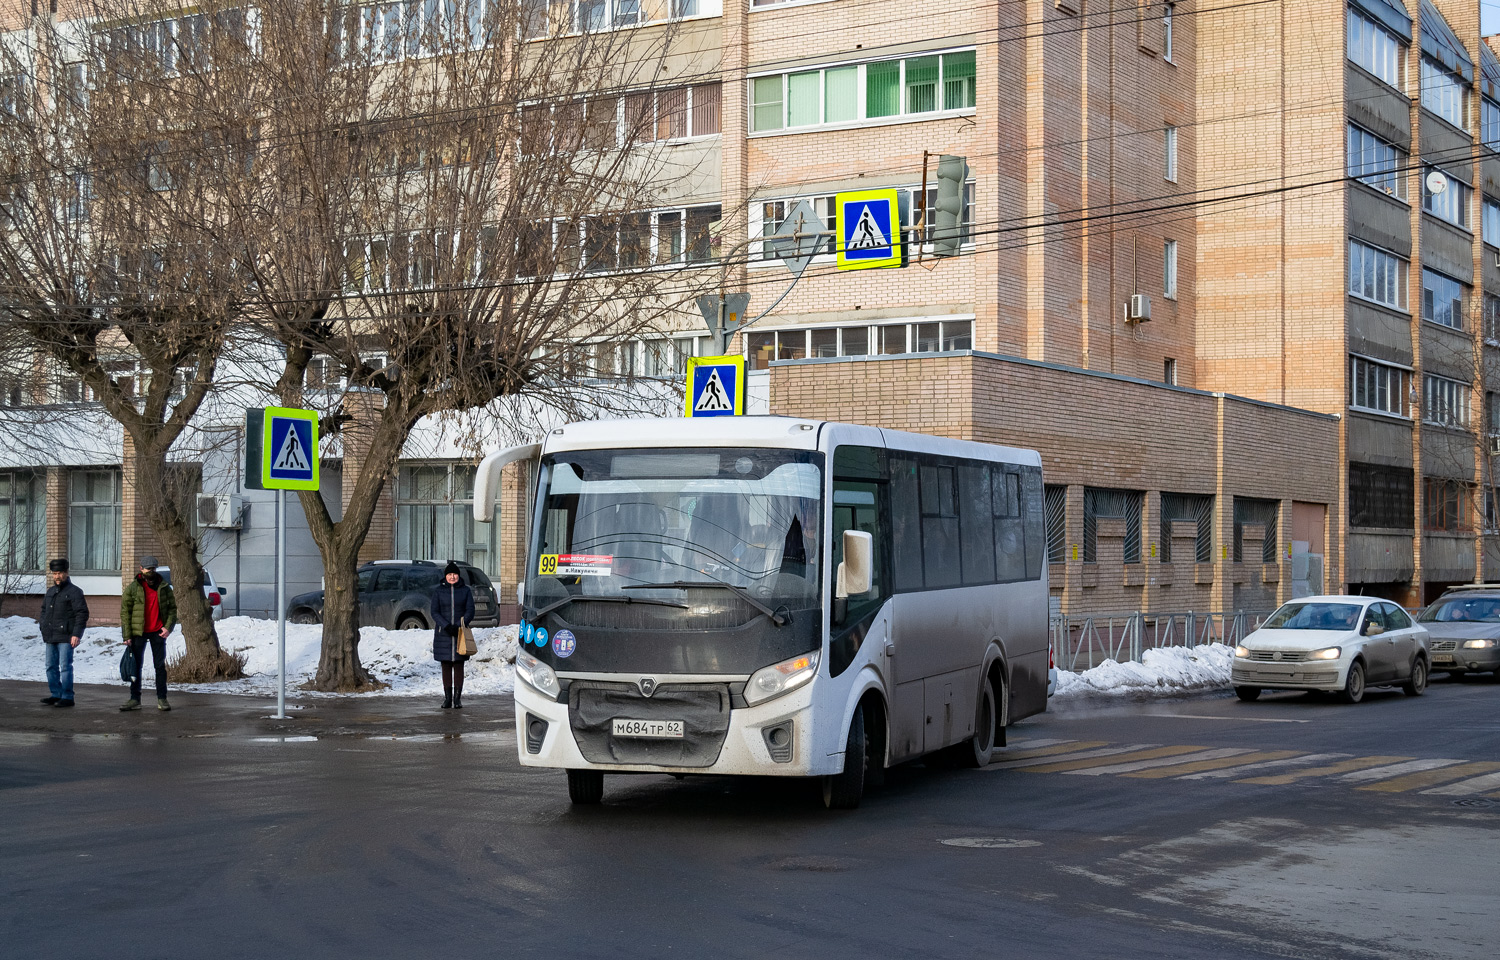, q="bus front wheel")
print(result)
[955,677,999,768]
[822,708,866,810]
[567,769,604,805]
